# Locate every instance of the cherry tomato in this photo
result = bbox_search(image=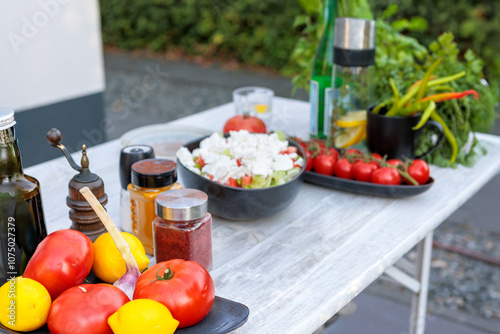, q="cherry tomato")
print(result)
[370,153,383,167]
[334,158,354,179]
[134,260,215,328]
[345,148,362,156]
[47,284,129,334]
[313,153,337,175]
[407,159,430,185]
[371,167,401,185]
[352,161,378,182]
[386,159,404,167]
[23,229,94,299]
[305,151,314,172]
